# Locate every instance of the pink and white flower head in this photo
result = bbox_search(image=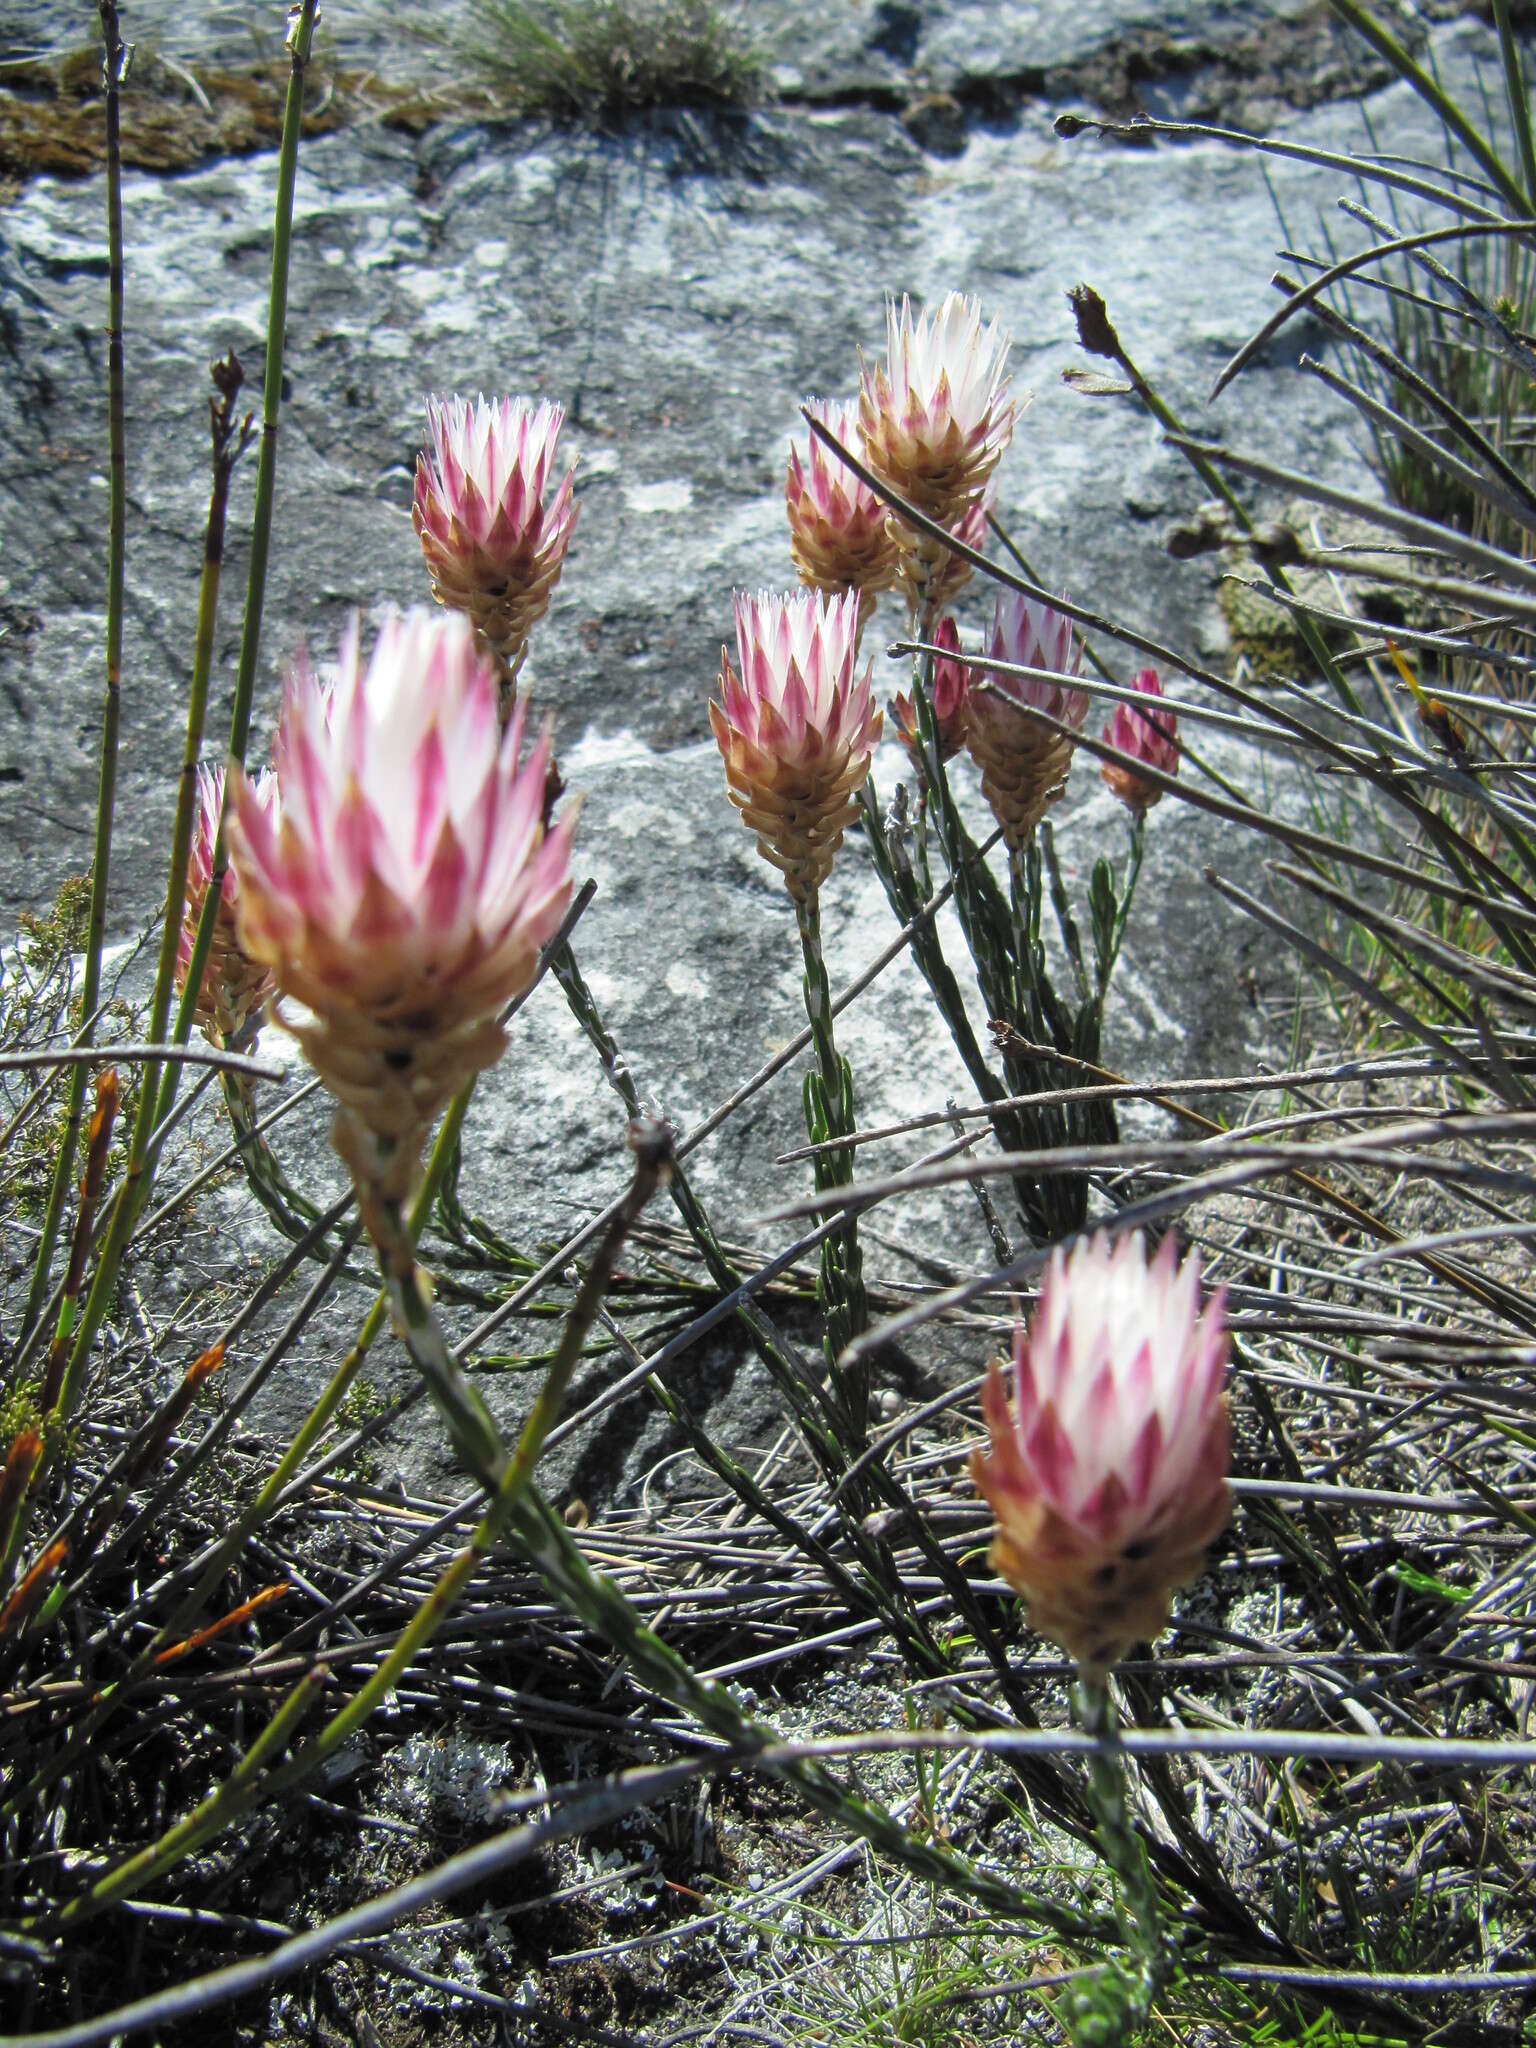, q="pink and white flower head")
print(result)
[227,608,579,1179]
[175,762,277,1046]
[971,1229,1230,1679]
[1101,668,1179,818]
[710,588,883,904]
[965,591,1091,851]
[413,392,578,685]
[892,614,971,776]
[858,293,1018,614]
[786,397,895,621]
